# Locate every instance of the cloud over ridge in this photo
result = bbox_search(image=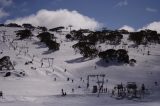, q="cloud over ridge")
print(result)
[140,21,160,33]
[5,9,100,30]
[119,25,135,32]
